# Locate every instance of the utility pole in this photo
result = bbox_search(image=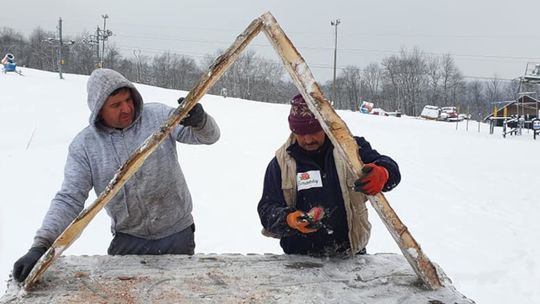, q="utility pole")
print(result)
[95,26,101,66]
[330,19,340,104]
[86,15,112,68]
[46,17,75,79]
[99,14,112,68]
[57,18,63,79]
